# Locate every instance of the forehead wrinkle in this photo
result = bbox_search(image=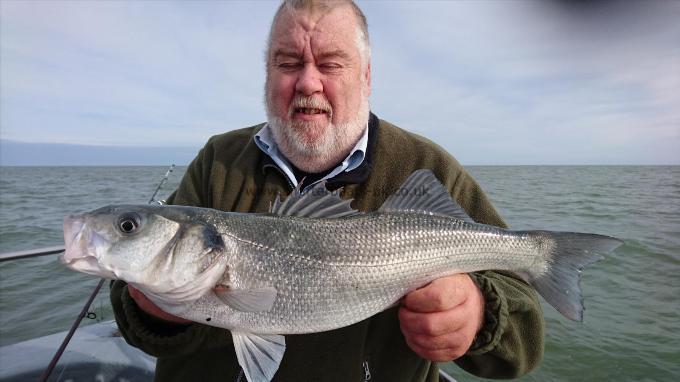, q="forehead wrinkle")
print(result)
[309,28,359,64]
[272,49,302,60]
[270,5,362,66]
[269,12,312,58]
[316,49,352,62]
